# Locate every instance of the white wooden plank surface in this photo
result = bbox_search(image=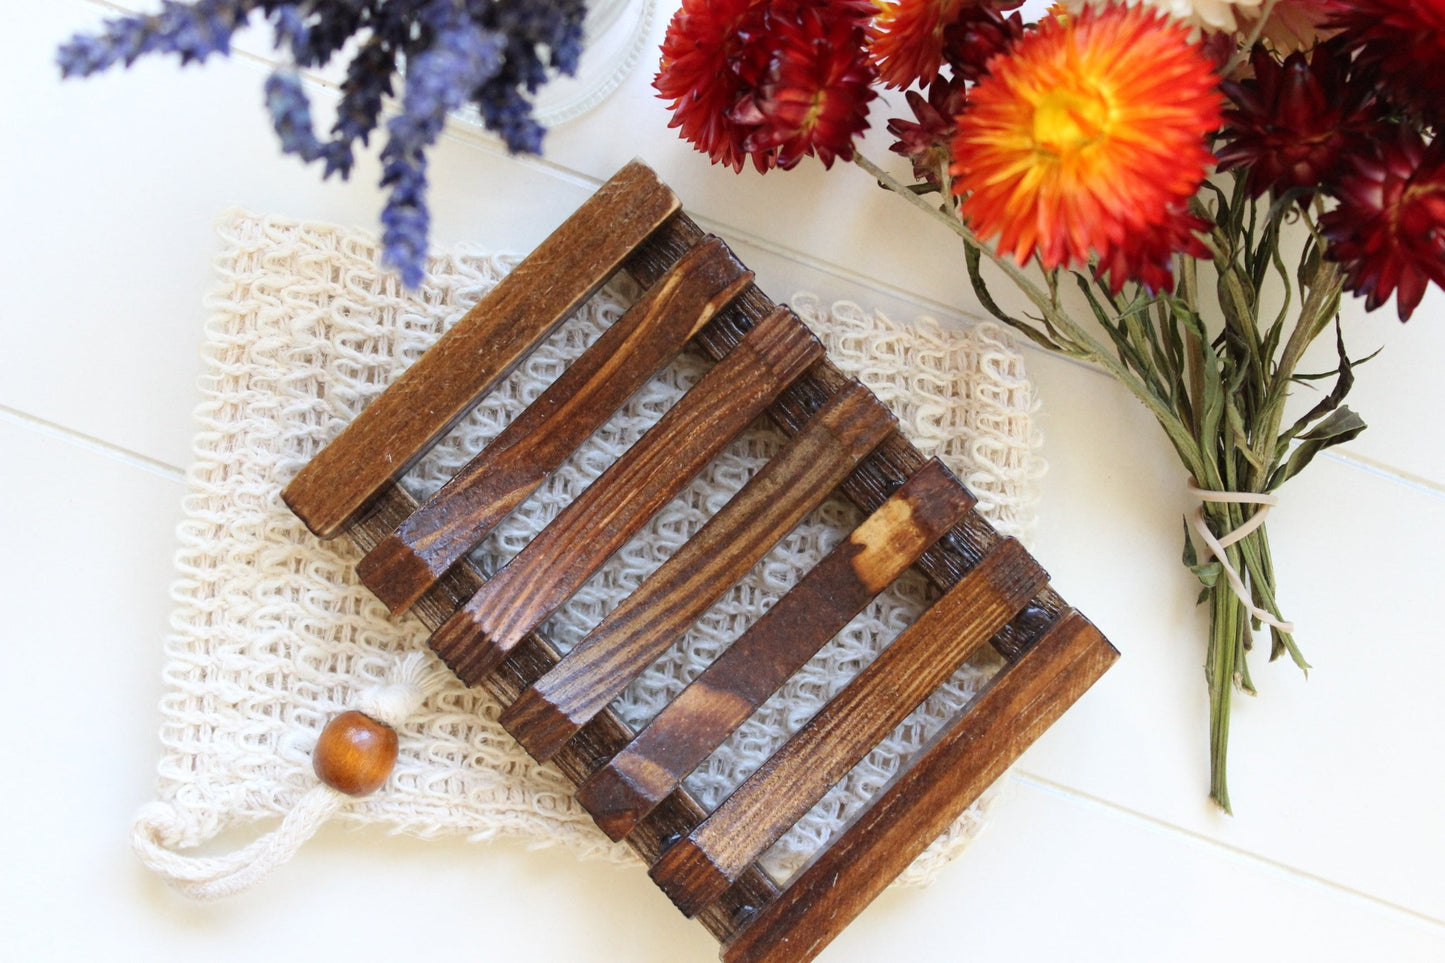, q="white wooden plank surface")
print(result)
[3,2,1442,960]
